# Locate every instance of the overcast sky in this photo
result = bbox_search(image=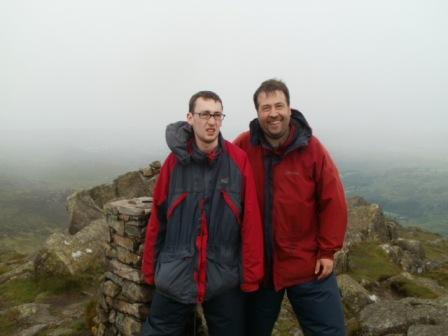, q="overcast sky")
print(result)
[1,0,447,162]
